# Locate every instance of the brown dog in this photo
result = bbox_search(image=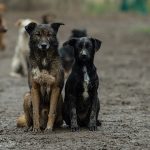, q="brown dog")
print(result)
[17,22,64,132]
[0,15,7,50]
